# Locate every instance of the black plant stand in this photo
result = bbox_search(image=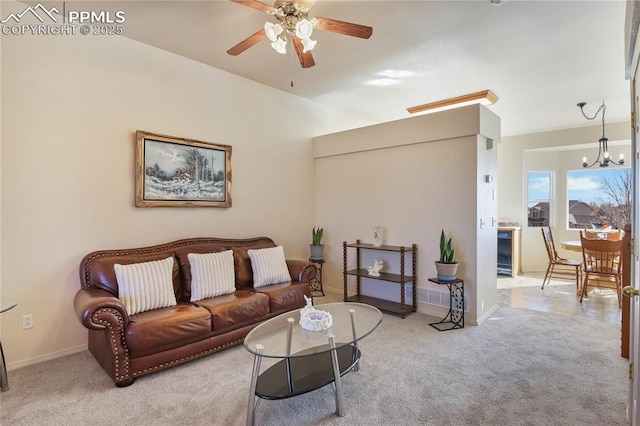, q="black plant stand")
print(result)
[428,277,464,331]
[309,258,325,297]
